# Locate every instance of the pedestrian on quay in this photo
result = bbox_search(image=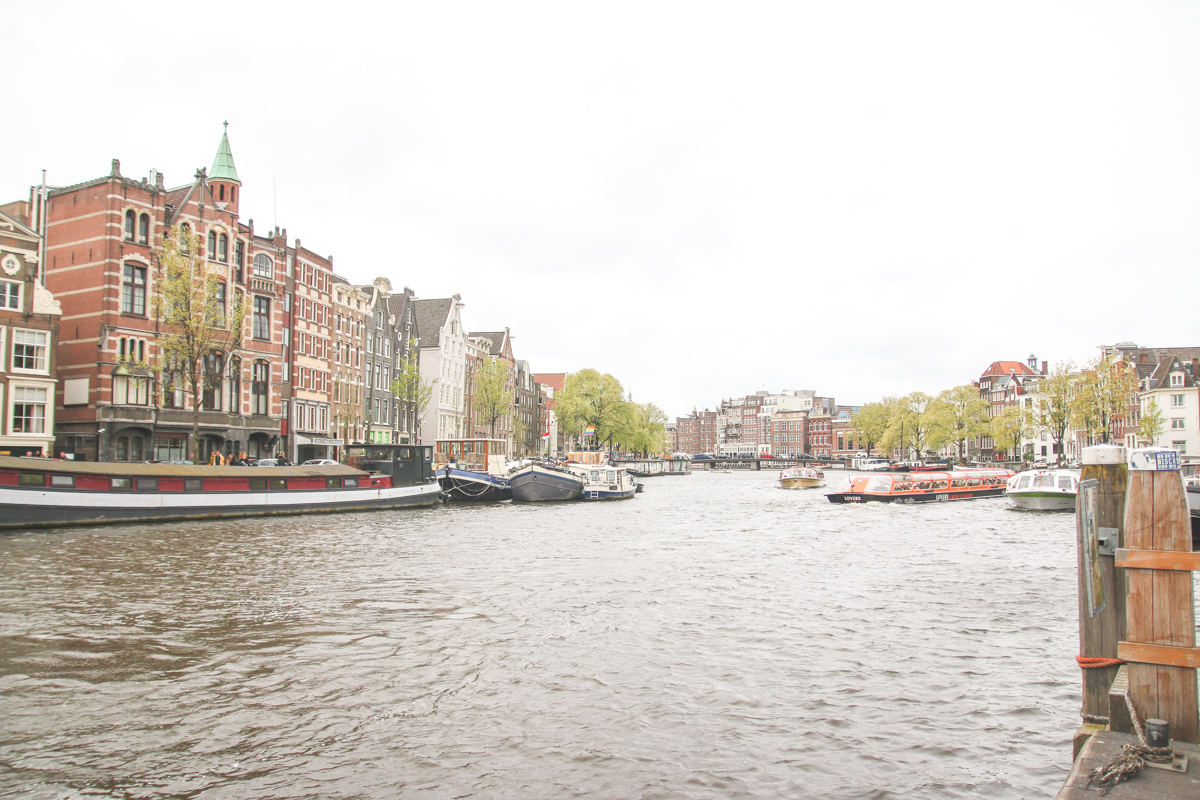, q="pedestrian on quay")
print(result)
[276,452,292,466]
